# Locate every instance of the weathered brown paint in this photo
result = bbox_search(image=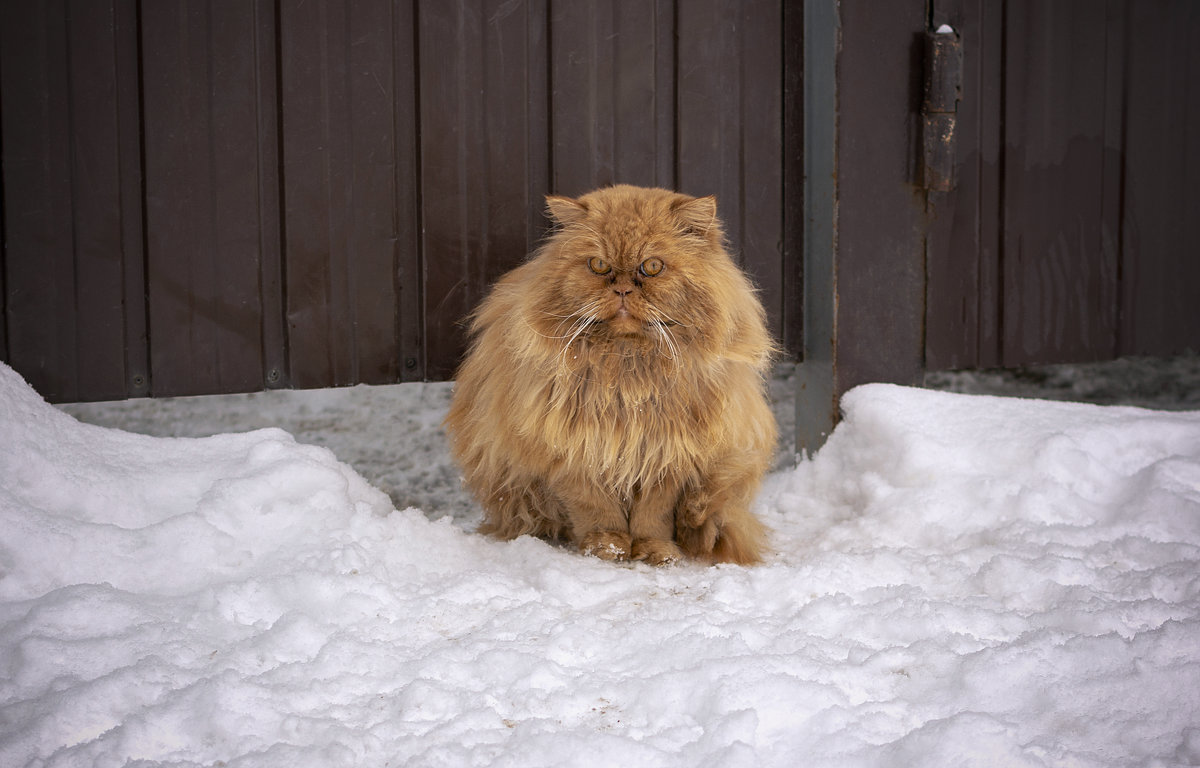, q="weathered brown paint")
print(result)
[3,0,1197,406]
[2,0,792,401]
[834,0,929,396]
[1119,0,1200,358]
[417,0,551,381]
[0,0,147,402]
[141,1,272,397]
[678,0,785,339]
[926,0,1200,370]
[279,0,420,387]
[549,0,675,194]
